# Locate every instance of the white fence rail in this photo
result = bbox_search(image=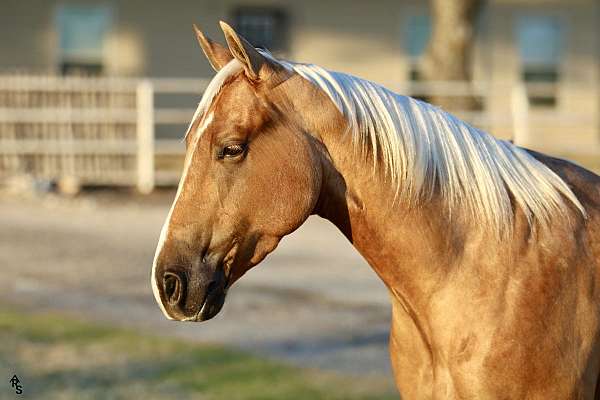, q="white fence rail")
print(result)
[0,75,209,192]
[0,75,597,192]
